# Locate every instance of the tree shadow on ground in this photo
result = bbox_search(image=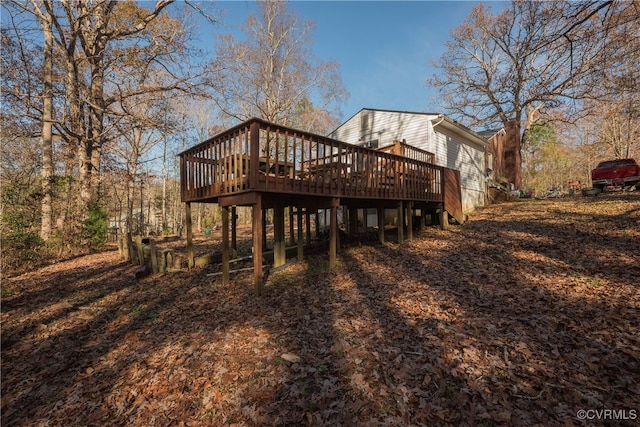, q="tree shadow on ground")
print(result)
[2,197,639,425]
